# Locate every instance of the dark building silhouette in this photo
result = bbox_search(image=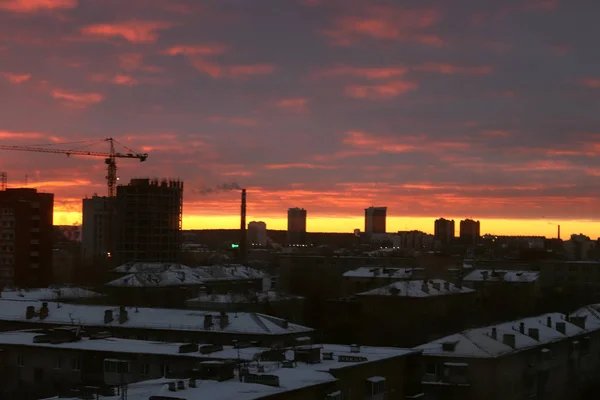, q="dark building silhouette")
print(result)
[365,206,387,234]
[460,218,481,244]
[287,207,307,245]
[81,195,114,267]
[434,218,455,244]
[0,188,54,287]
[115,178,183,264]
